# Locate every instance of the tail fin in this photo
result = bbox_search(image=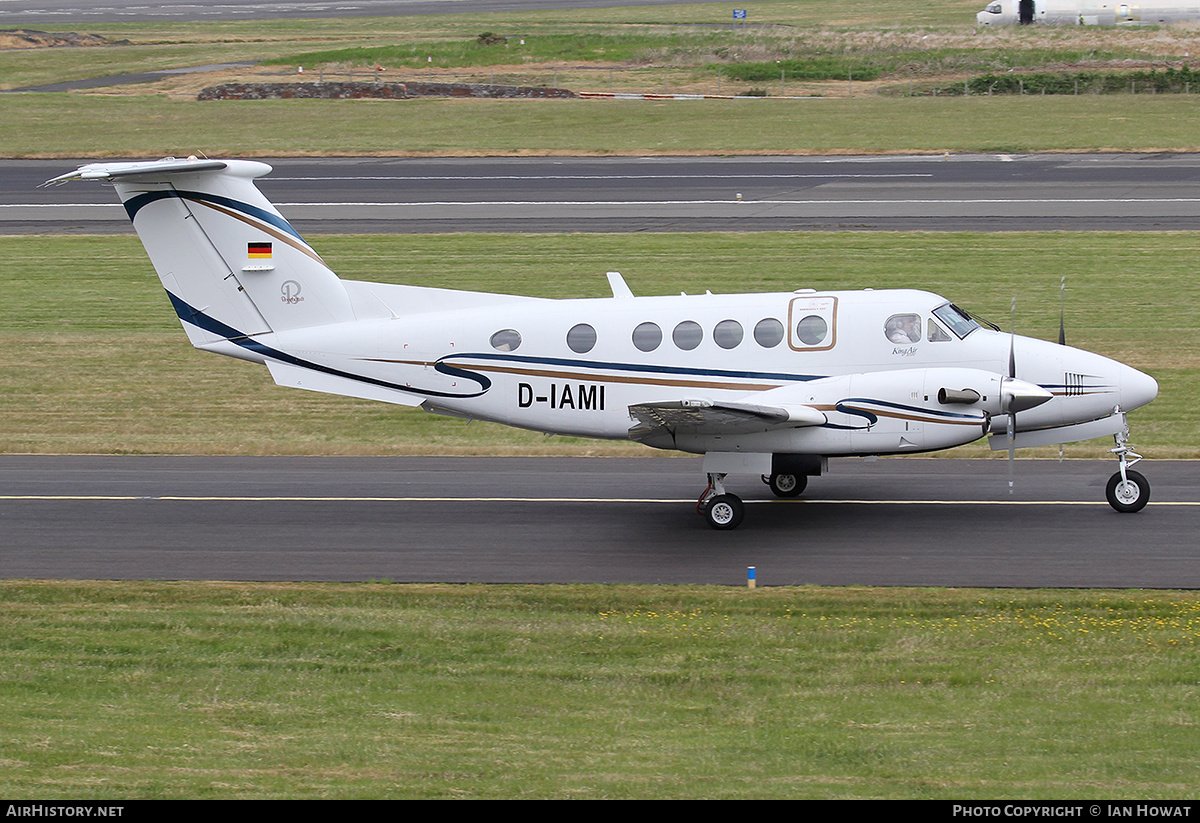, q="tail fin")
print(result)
[46,157,354,345]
